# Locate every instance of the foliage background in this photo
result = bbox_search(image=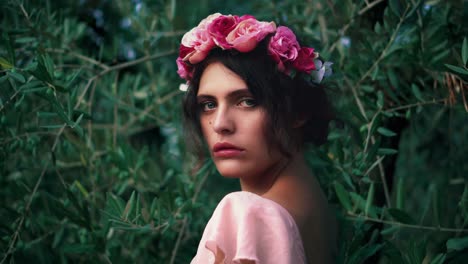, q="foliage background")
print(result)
[1,0,467,263]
